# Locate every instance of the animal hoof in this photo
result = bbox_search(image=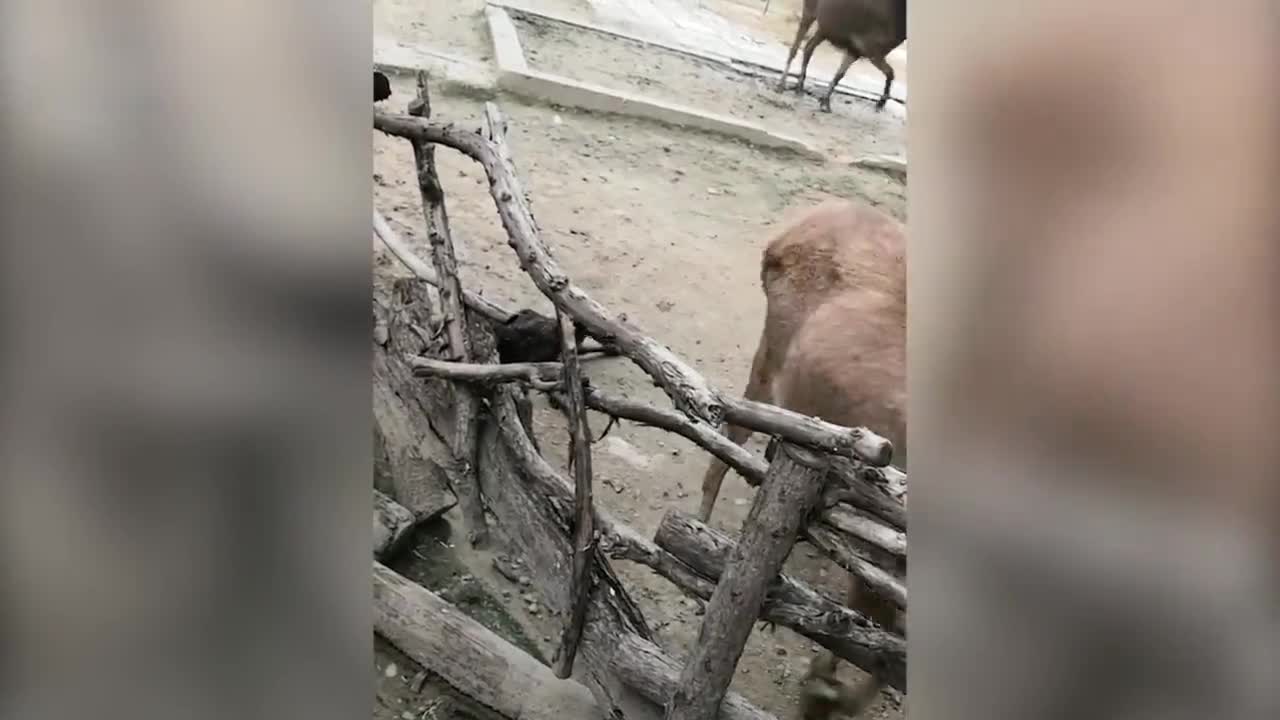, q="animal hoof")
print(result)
[819,99,833,113]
